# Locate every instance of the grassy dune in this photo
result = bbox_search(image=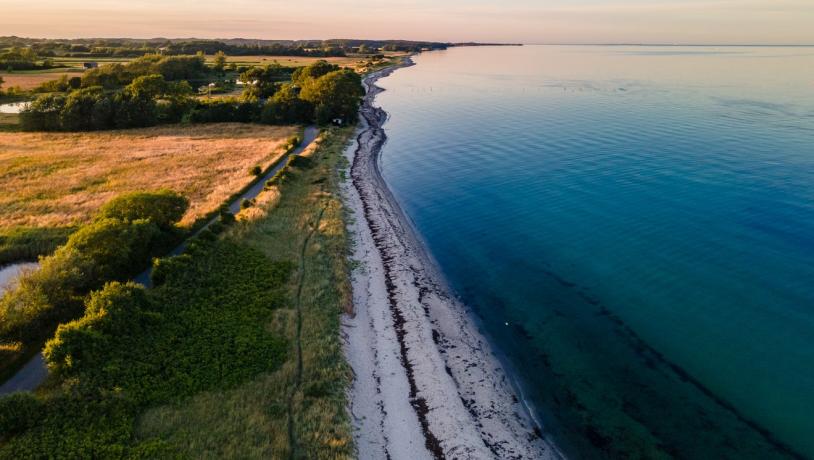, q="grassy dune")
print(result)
[136,127,355,458]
